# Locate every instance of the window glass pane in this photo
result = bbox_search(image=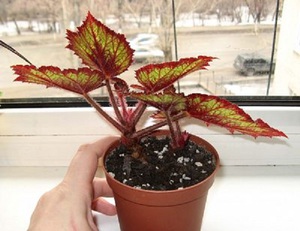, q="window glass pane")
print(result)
[0,0,298,100]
